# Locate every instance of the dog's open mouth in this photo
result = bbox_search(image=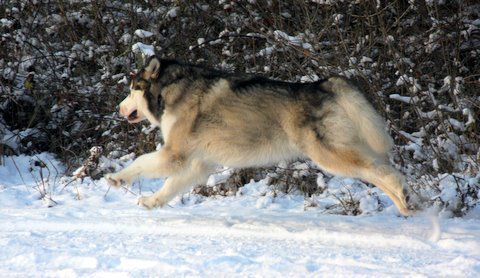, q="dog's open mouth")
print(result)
[127,110,138,122]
